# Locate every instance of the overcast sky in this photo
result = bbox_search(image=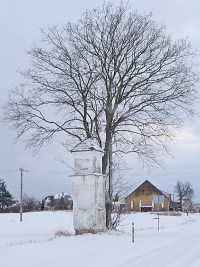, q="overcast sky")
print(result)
[0,0,200,202]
